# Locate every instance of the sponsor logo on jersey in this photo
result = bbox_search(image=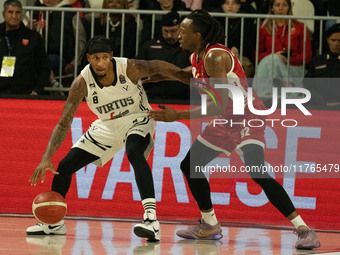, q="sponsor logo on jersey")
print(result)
[95,96,134,114]
[122,85,129,91]
[92,91,97,96]
[111,109,130,119]
[89,83,95,88]
[119,74,126,84]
